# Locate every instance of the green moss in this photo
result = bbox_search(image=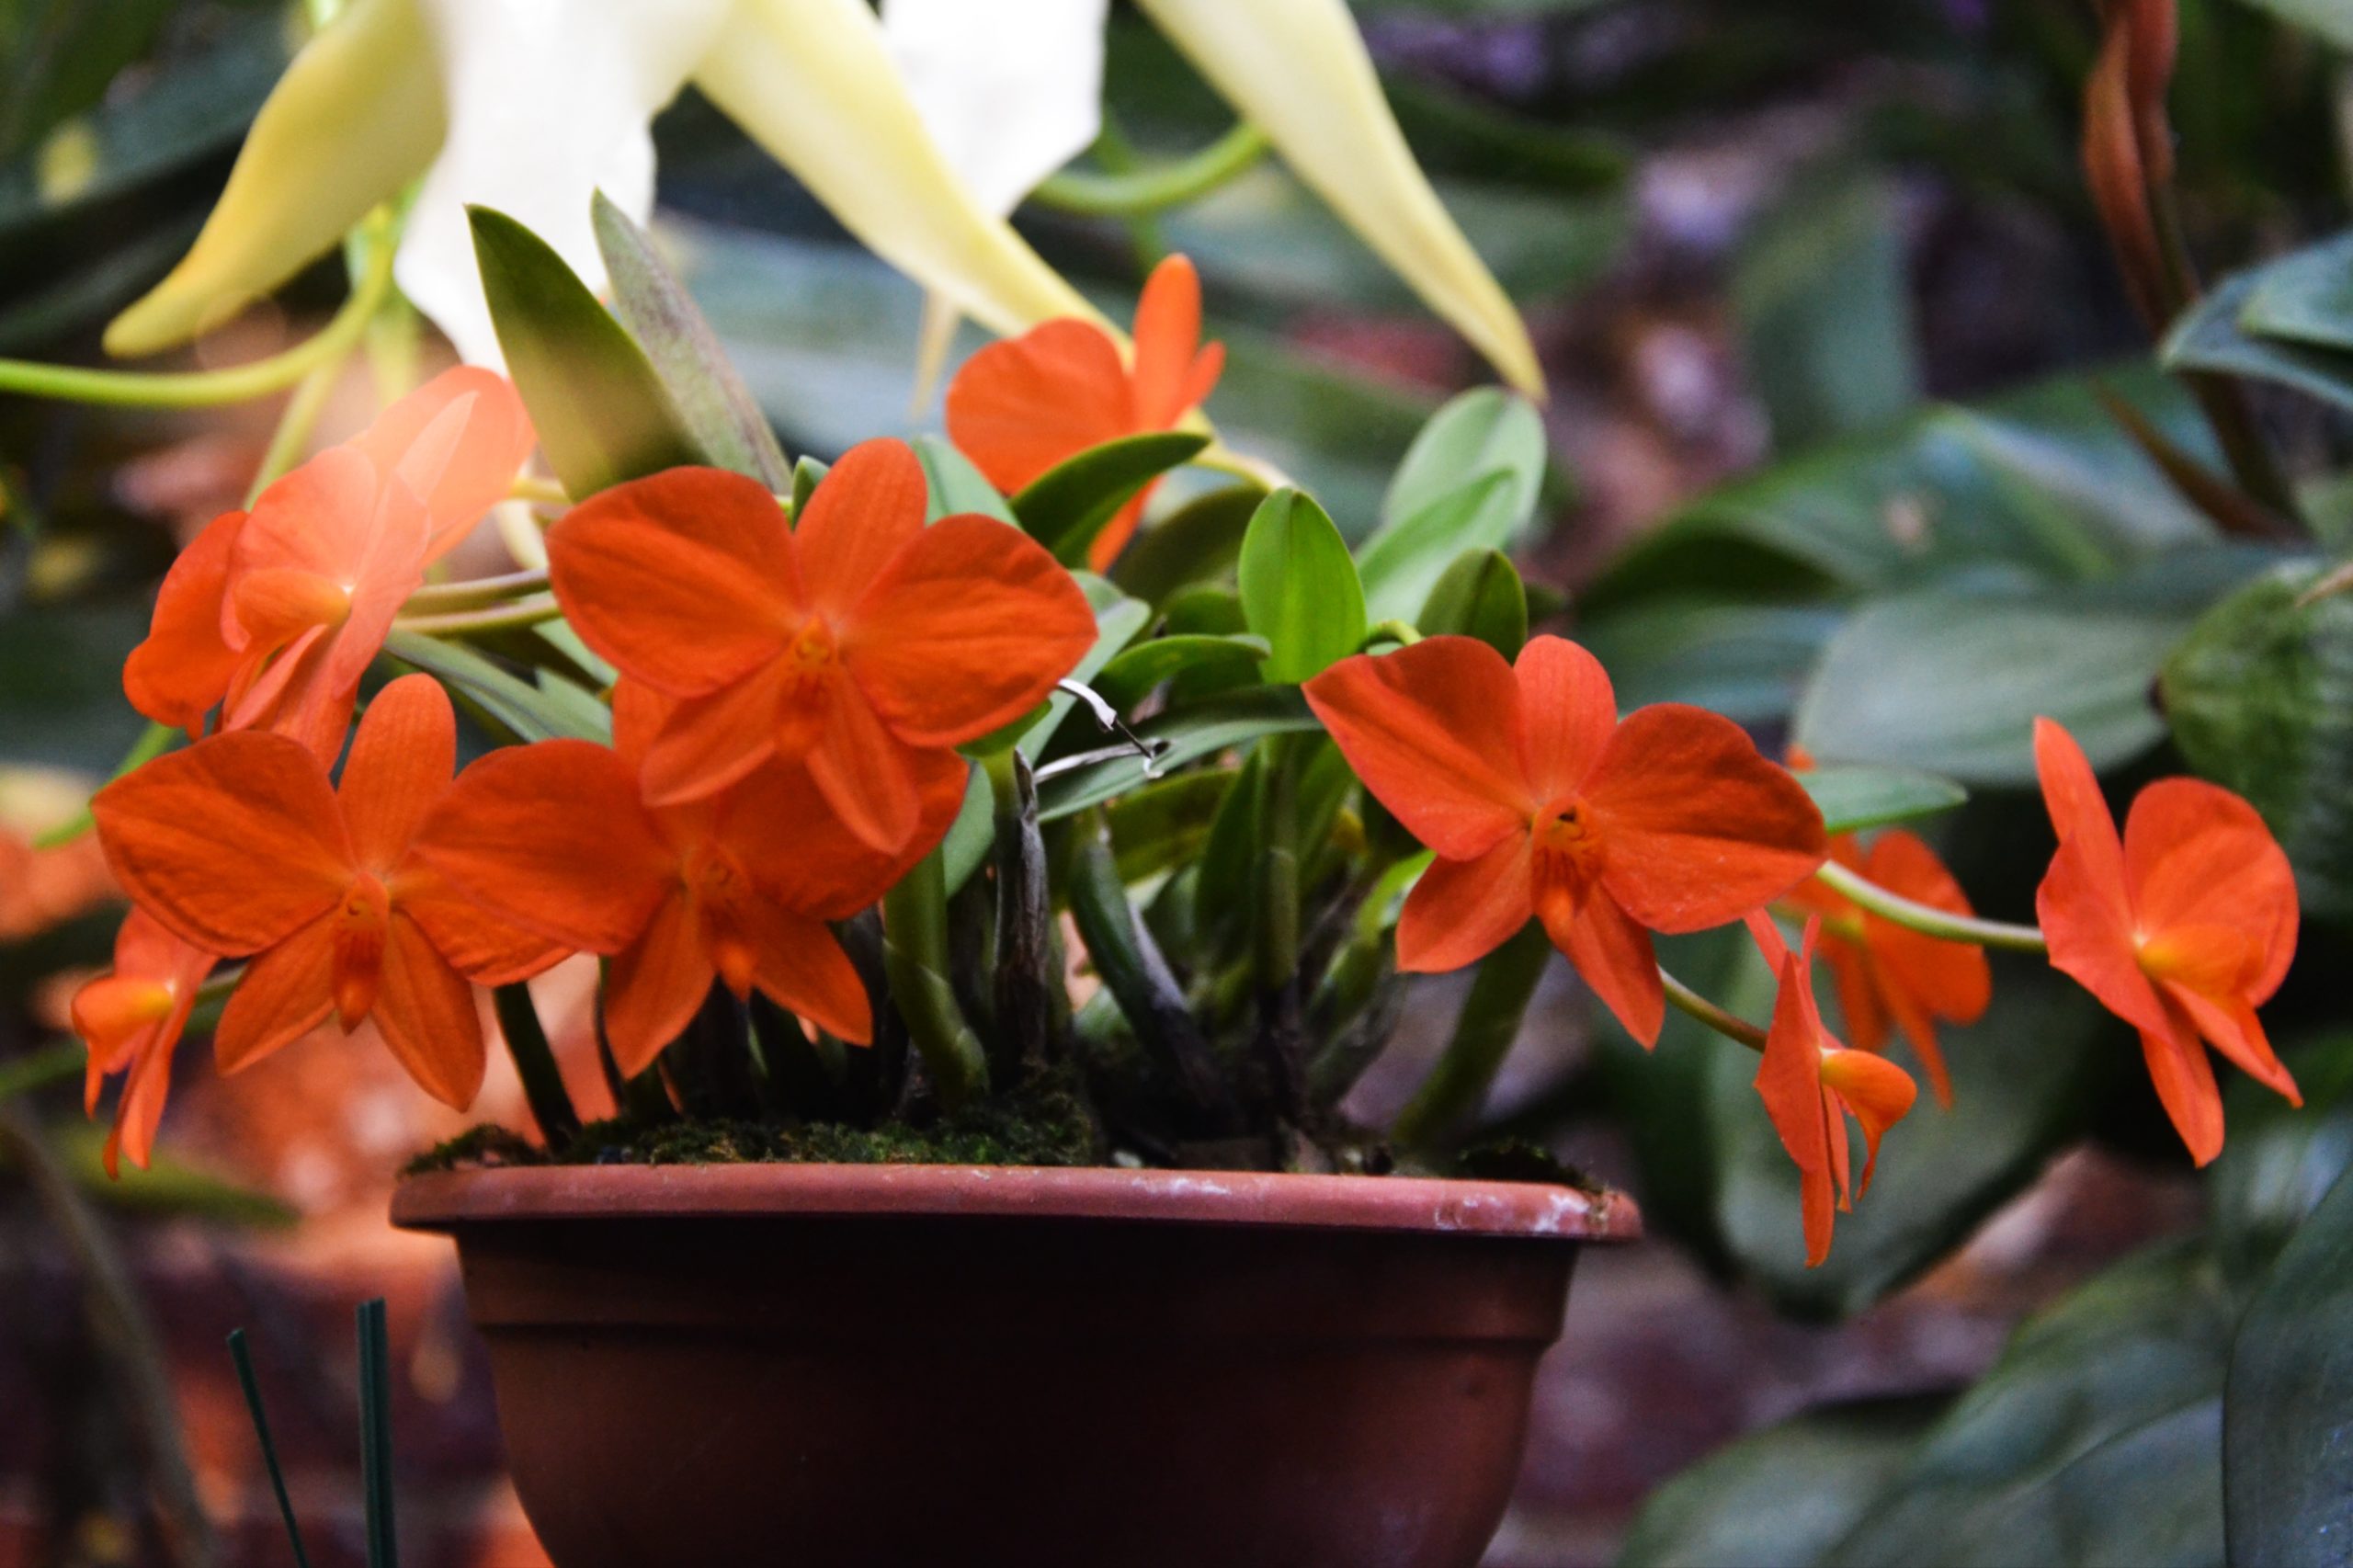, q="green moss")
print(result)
[1449,1138,1604,1192]
[409,1068,1100,1173]
[404,1123,540,1176]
